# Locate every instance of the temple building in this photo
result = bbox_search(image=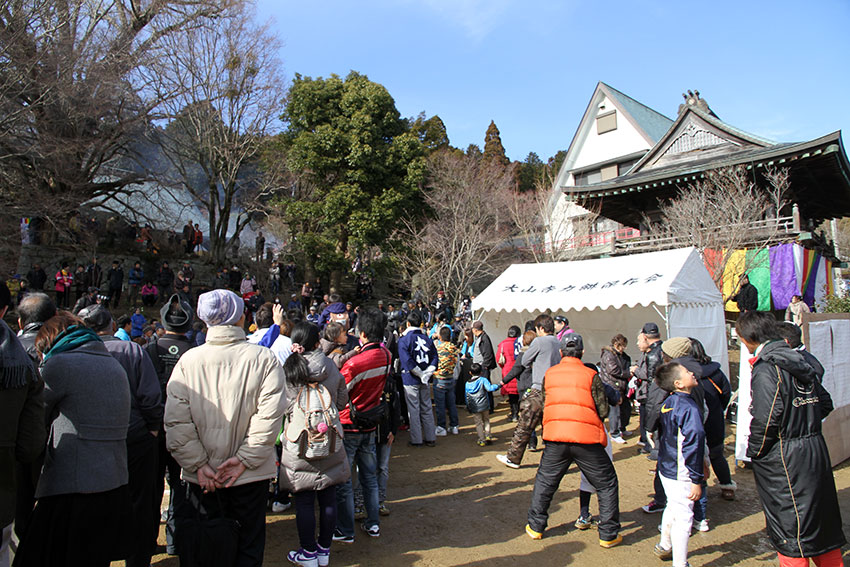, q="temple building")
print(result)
[550,83,850,261]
